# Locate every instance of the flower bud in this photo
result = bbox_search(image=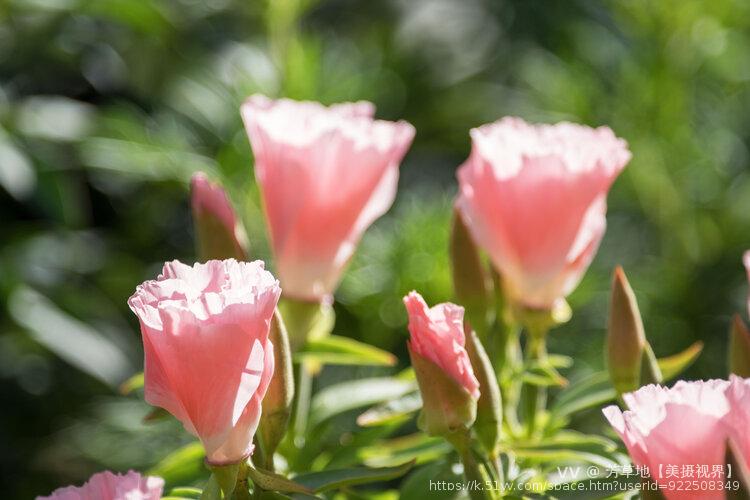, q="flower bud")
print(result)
[404,292,479,437]
[258,310,294,465]
[464,325,502,455]
[729,314,750,378]
[450,207,493,336]
[607,266,647,394]
[191,172,248,261]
